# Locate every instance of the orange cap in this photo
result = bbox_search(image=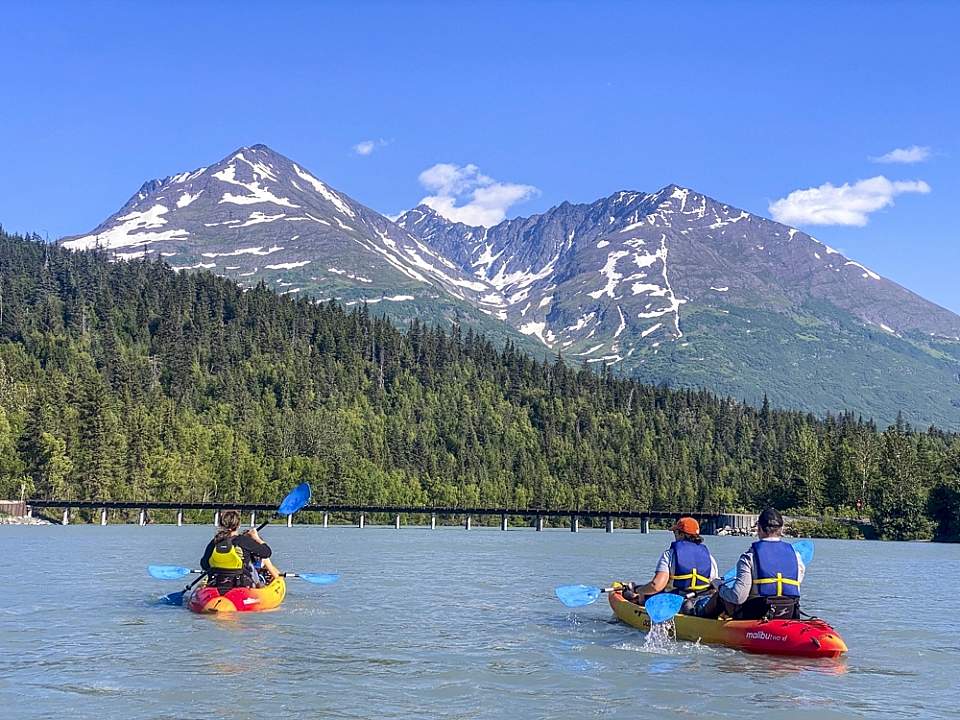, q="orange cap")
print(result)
[671,517,700,535]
